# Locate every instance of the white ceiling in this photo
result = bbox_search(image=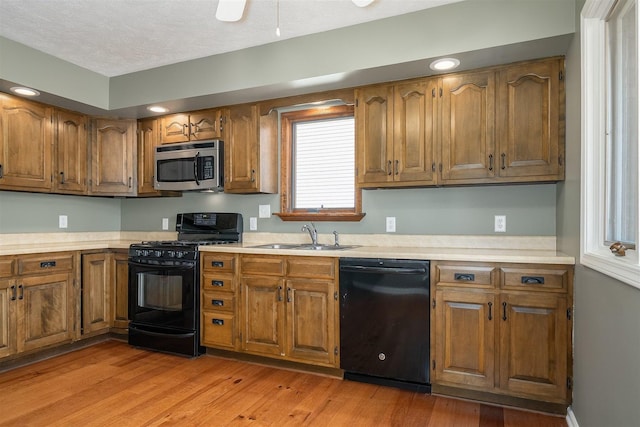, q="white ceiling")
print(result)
[0,0,461,77]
